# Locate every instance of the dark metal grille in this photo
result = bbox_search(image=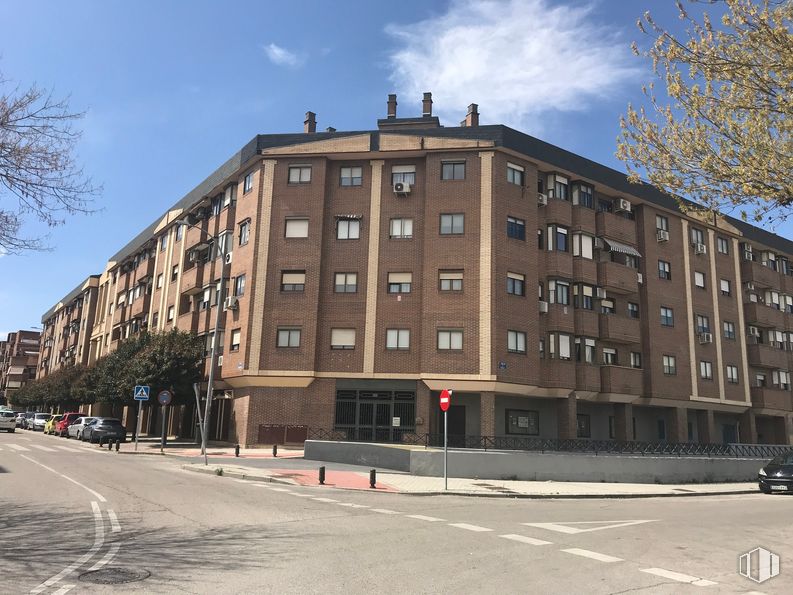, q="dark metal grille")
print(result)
[333,389,416,442]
